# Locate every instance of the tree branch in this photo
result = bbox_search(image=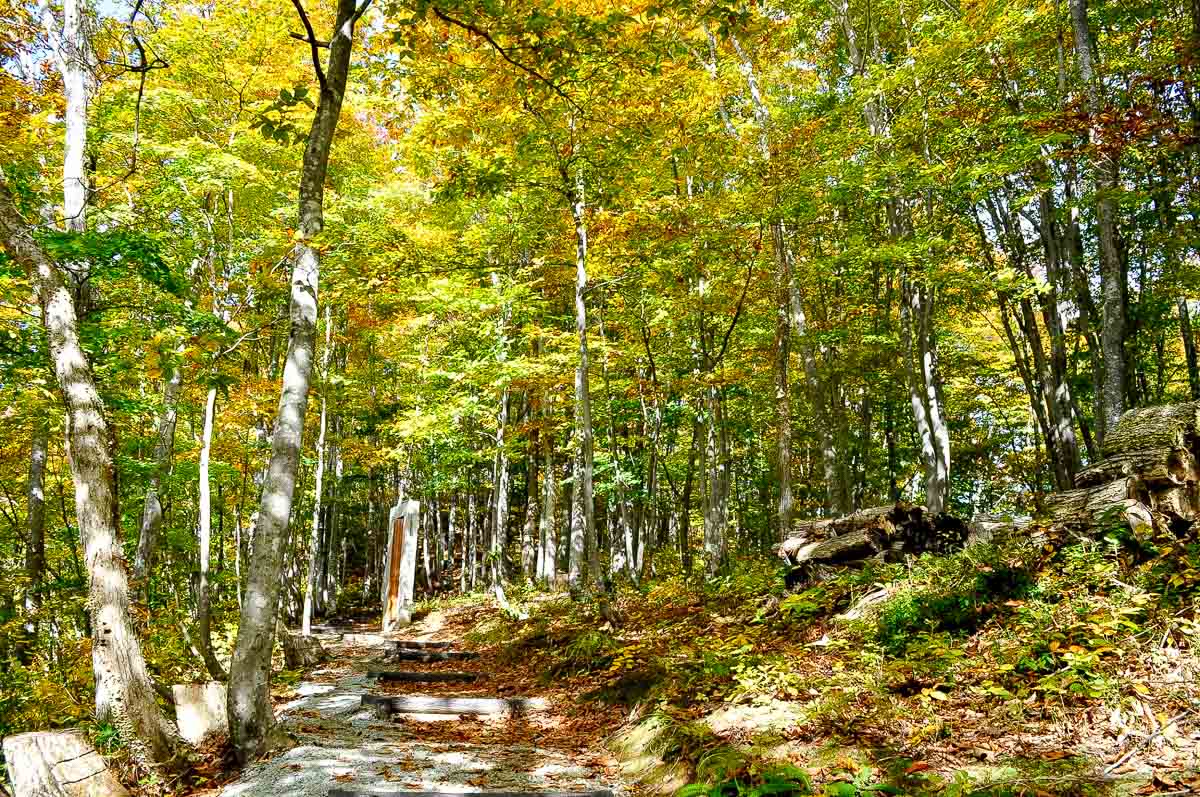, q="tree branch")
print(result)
[290,0,327,91]
[430,6,581,113]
